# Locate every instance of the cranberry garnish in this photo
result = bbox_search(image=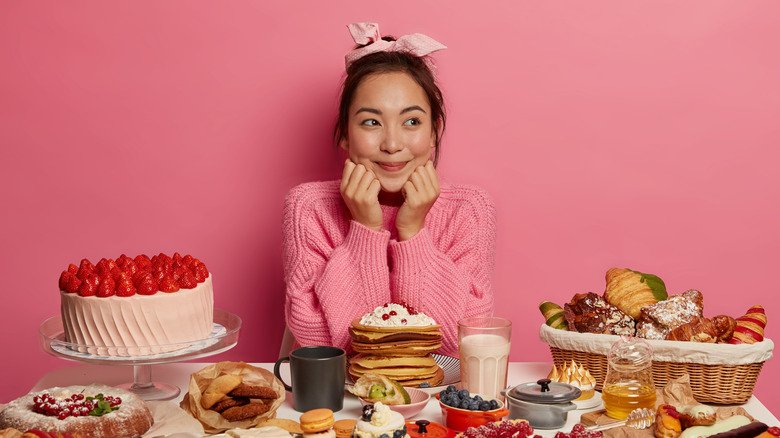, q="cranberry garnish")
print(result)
[382,313,390,320]
[401,318,408,324]
[389,310,397,316]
